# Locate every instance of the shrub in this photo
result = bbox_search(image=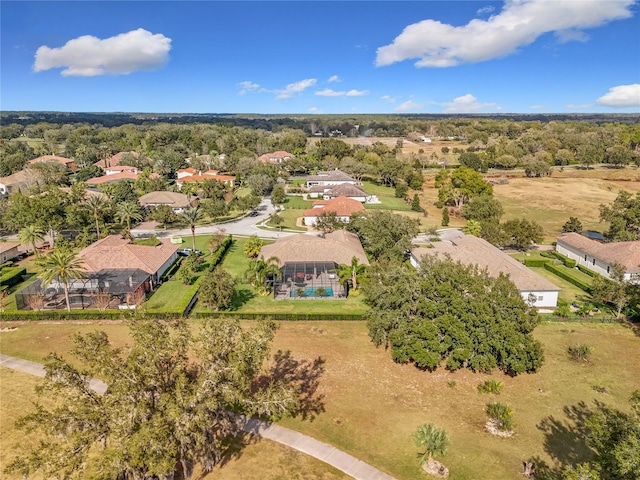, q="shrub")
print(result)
[554,304,571,318]
[447,380,457,388]
[568,343,592,361]
[0,267,26,289]
[544,263,592,292]
[524,259,550,267]
[577,264,597,277]
[551,251,576,268]
[478,379,503,394]
[486,402,514,432]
